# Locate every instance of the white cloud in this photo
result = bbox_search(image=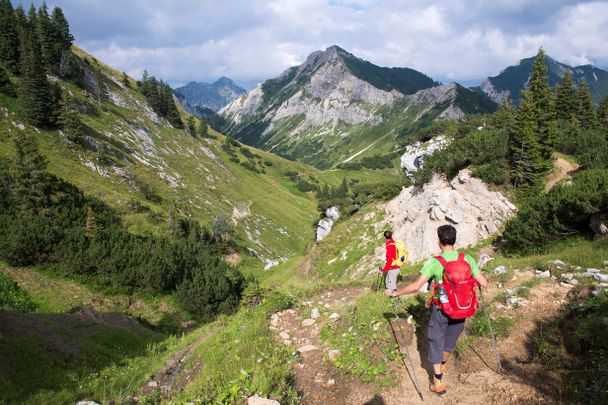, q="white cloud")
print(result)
[29,0,608,87]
